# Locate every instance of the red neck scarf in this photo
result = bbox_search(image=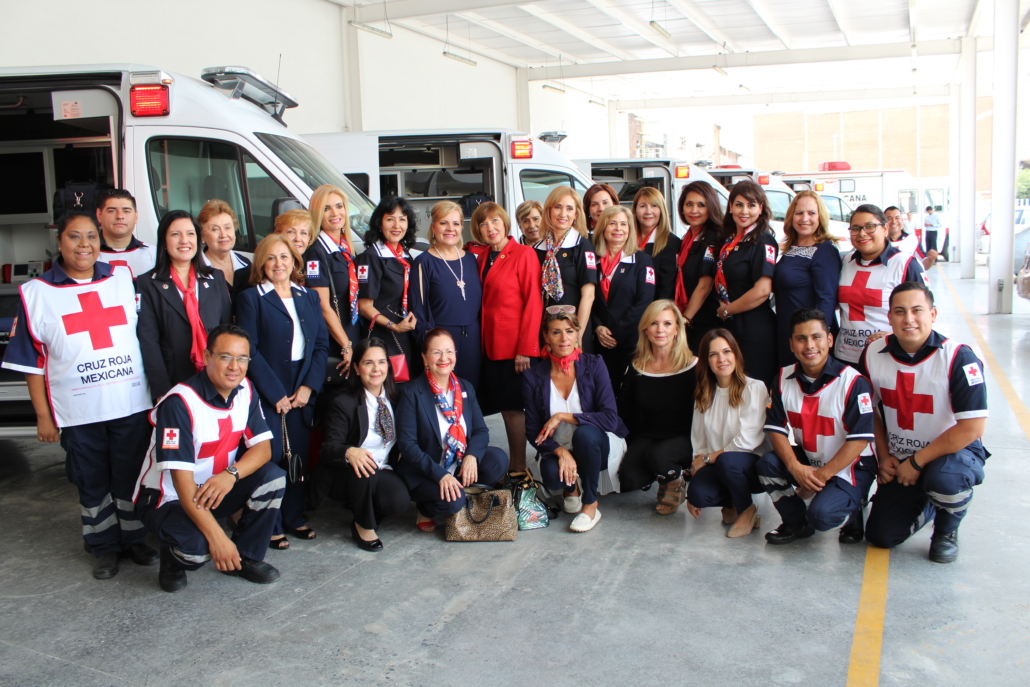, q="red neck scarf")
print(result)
[425,370,466,470]
[541,347,581,376]
[598,250,622,301]
[385,242,411,315]
[638,227,656,251]
[673,228,700,313]
[338,234,359,326]
[170,265,207,372]
[714,225,755,304]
